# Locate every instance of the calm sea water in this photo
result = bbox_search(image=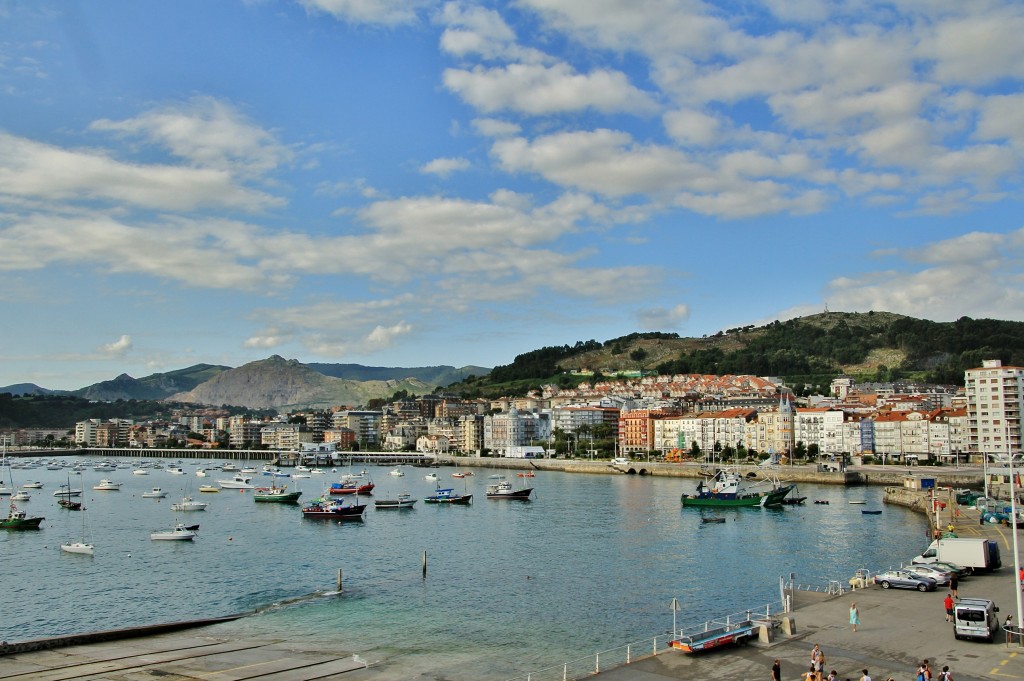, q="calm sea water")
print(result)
[2,459,927,679]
